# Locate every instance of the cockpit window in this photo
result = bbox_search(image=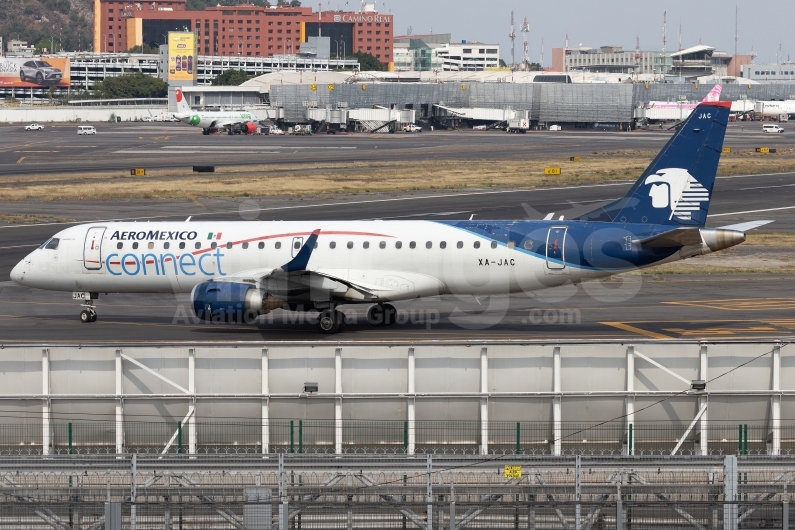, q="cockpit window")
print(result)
[39,238,59,250]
